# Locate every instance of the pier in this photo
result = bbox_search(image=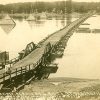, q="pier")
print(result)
[0,12,93,91]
